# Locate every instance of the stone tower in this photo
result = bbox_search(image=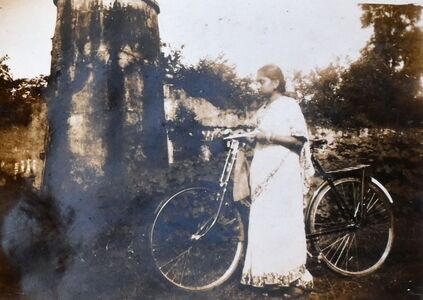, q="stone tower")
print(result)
[45,0,167,242]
